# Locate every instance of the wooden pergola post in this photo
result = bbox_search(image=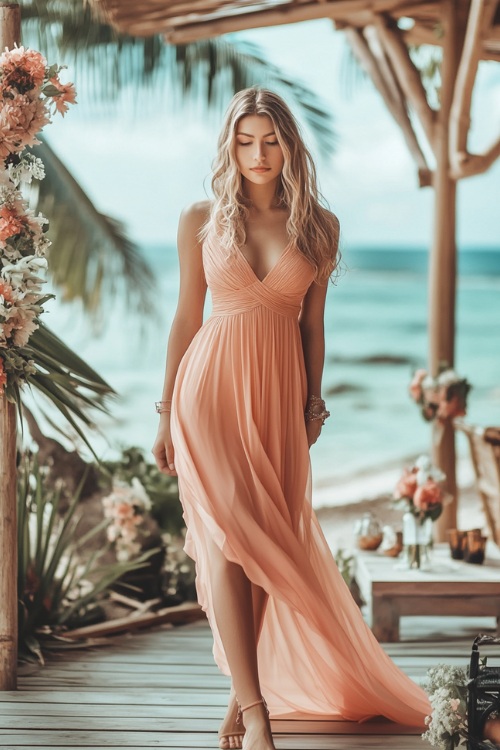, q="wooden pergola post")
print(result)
[0,1,21,692]
[430,0,463,540]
